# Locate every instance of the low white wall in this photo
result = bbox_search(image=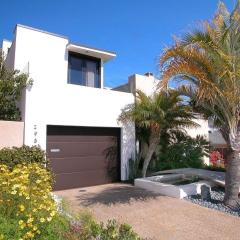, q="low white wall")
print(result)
[0,121,24,149]
[135,175,215,199]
